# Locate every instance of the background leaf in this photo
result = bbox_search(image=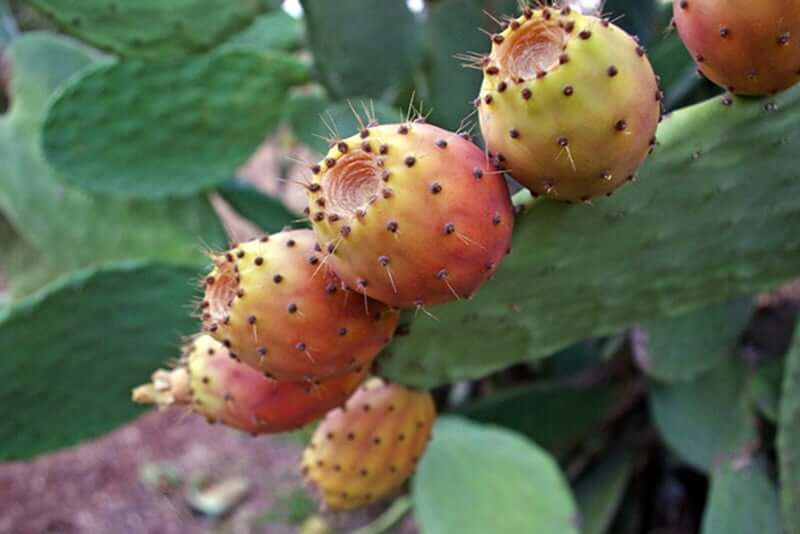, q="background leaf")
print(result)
[0,262,202,460]
[42,49,309,198]
[457,381,619,455]
[574,447,633,534]
[649,358,757,472]
[778,320,800,534]
[412,416,579,534]
[0,33,226,274]
[223,10,303,52]
[300,0,421,100]
[750,358,785,423]
[701,458,782,534]
[633,298,753,383]
[218,179,300,233]
[29,0,266,59]
[0,217,64,299]
[286,93,400,154]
